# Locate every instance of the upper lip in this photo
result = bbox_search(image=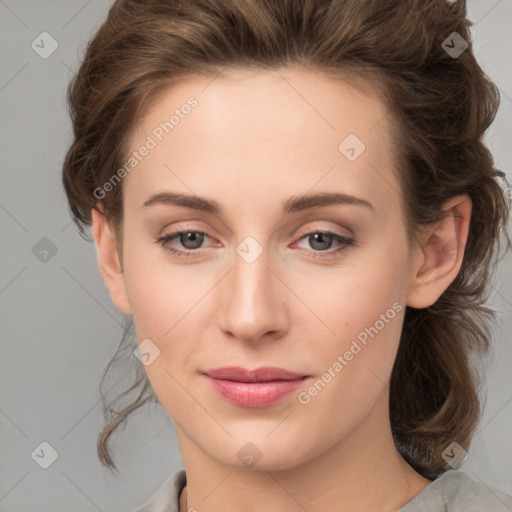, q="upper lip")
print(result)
[202,366,308,382]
